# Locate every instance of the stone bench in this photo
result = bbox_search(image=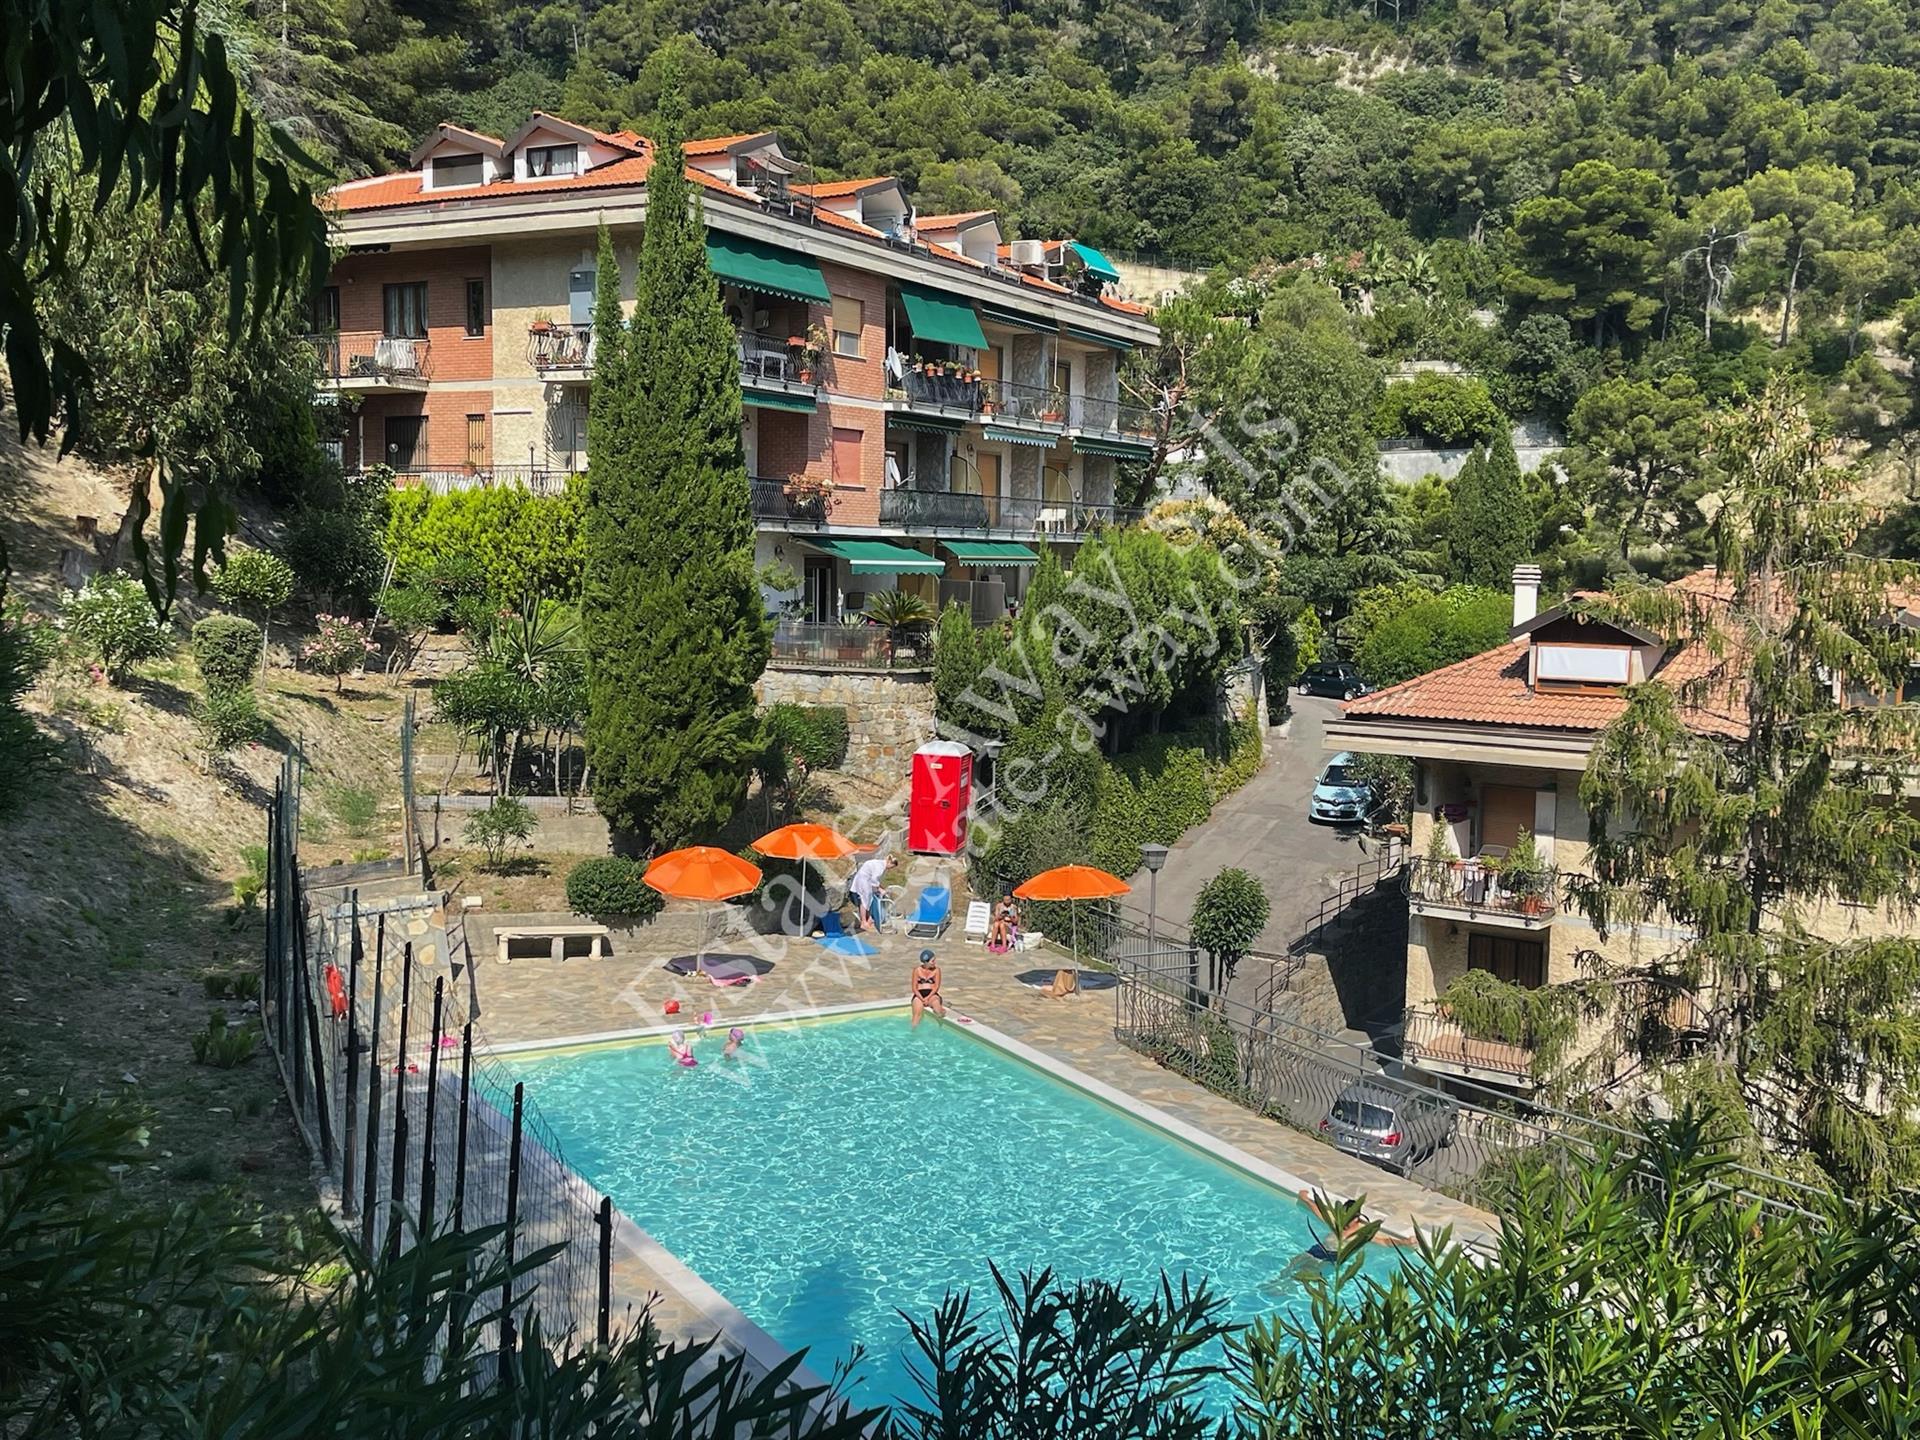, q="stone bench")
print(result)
[494,923,610,966]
